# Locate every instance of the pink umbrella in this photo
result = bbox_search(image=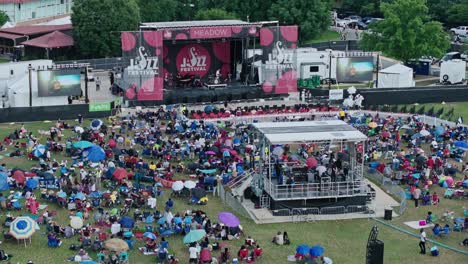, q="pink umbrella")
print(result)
[229,149,238,155]
[406,166,415,171]
[206,151,216,155]
[306,157,318,168]
[108,139,116,148]
[445,176,454,186]
[381,131,391,138]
